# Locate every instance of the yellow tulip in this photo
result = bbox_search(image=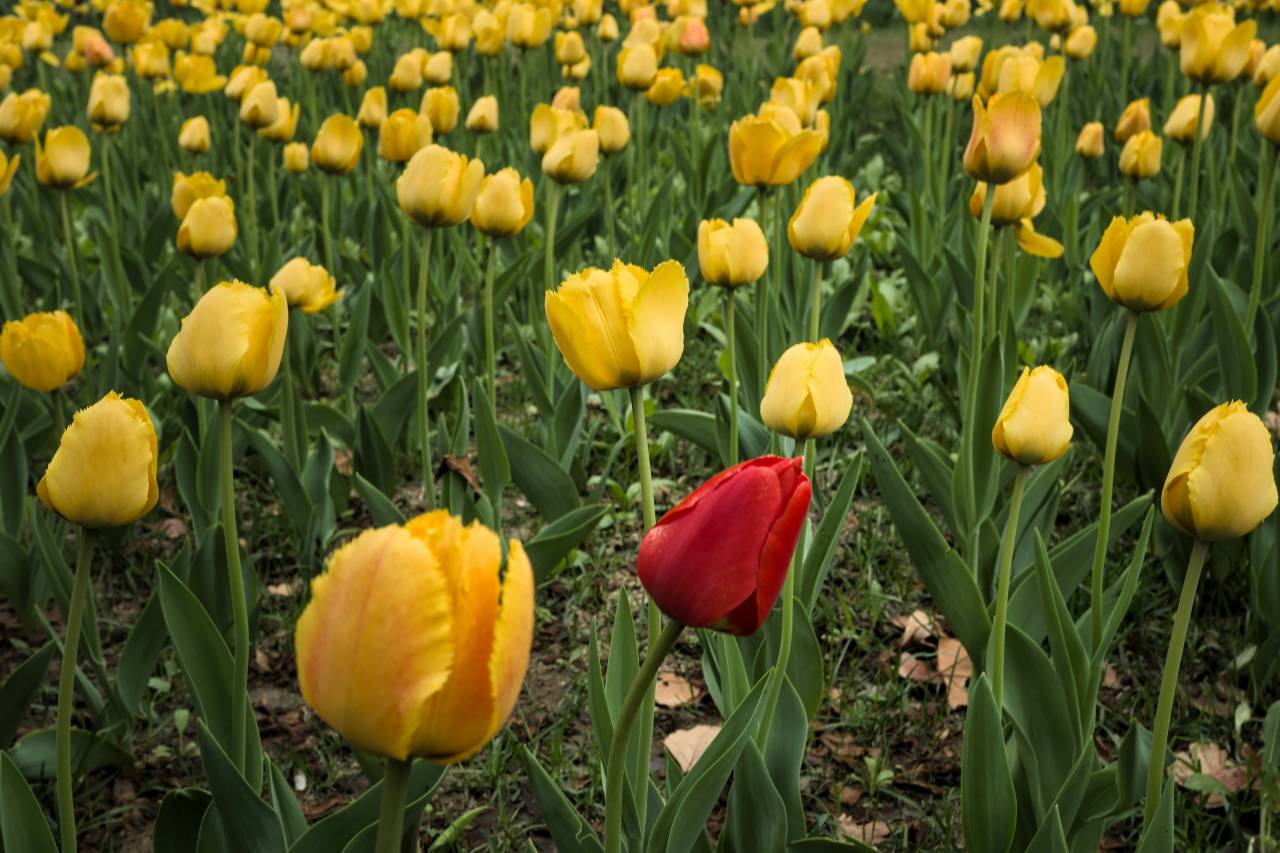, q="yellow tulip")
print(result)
[0,150,19,197]
[344,59,368,88]
[1119,130,1162,179]
[36,391,158,529]
[507,3,553,48]
[179,116,210,153]
[425,52,454,86]
[646,67,686,106]
[466,95,499,133]
[1180,4,1255,85]
[36,126,92,190]
[378,108,433,163]
[593,105,630,153]
[1027,0,1071,32]
[1075,121,1104,158]
[673,15,710,55]
[1156,0,1183,47]
[908,52,952,94]
[271,257,342,313]
[283,141,309,173]
[996,54,1064,107]
[545,260,689,390]
[1258,75,1280,143]
[950,35,983,72]
[311,114,363,175]
[690,64,724,108]
[1090,212,1193,312]
[397,144,485,227]
[992,366,1072,465]
[239,80,280,129]
[177,196,237,259]
[770,76,821,126]
[1254,45,1280,89]
[88,72,130,131]
[358,86,388,129]
[471,168,535,237]
[472,10,505,55]
[530,103,587,154]
[698,218,768,287]
[1119,0,1150,15]
[104,0,150,44]
[1164,93,1214,144]
[1162,401,1278,541]
[597,13,620,41]
[542,128,599,184]
[149,19,189,50]
[617,43,658,90]
[130,40,170,79]
[760,339,852,439]
[0,310,84,392]
[224,65,267,101]
[948,72,975,101]
[1114,97,1150,143]
[0,88,52,144]
[552,87,581,113]
[245,12,282,46]
[295,511,534,763]
[174,52,226,94]
[963,92,1041,185]
[1064,25,1096,60]
[556,30,588,65]
[259,98,299,142]
[171,171,226,219]
[166,280,287,399]
[420,86,459,135]
[728,107,824,187]
[909,22,933,53]
[788,176,875,261]
[795,26,823,60]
